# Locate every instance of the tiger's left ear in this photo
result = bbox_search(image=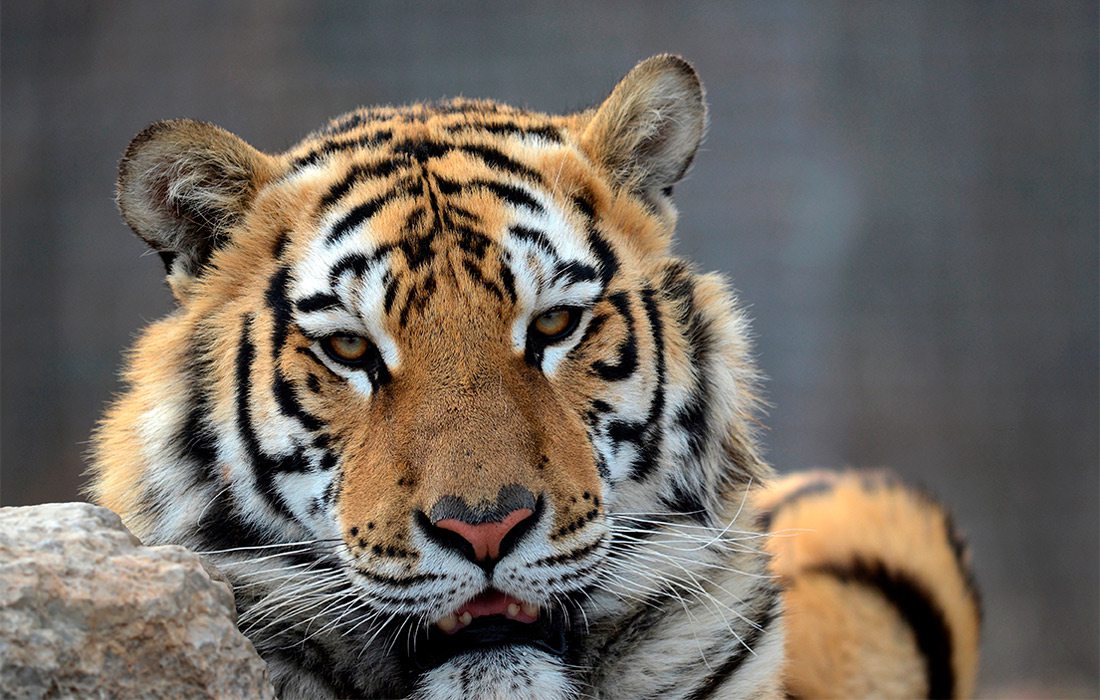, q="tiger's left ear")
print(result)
[581,55,707,205]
